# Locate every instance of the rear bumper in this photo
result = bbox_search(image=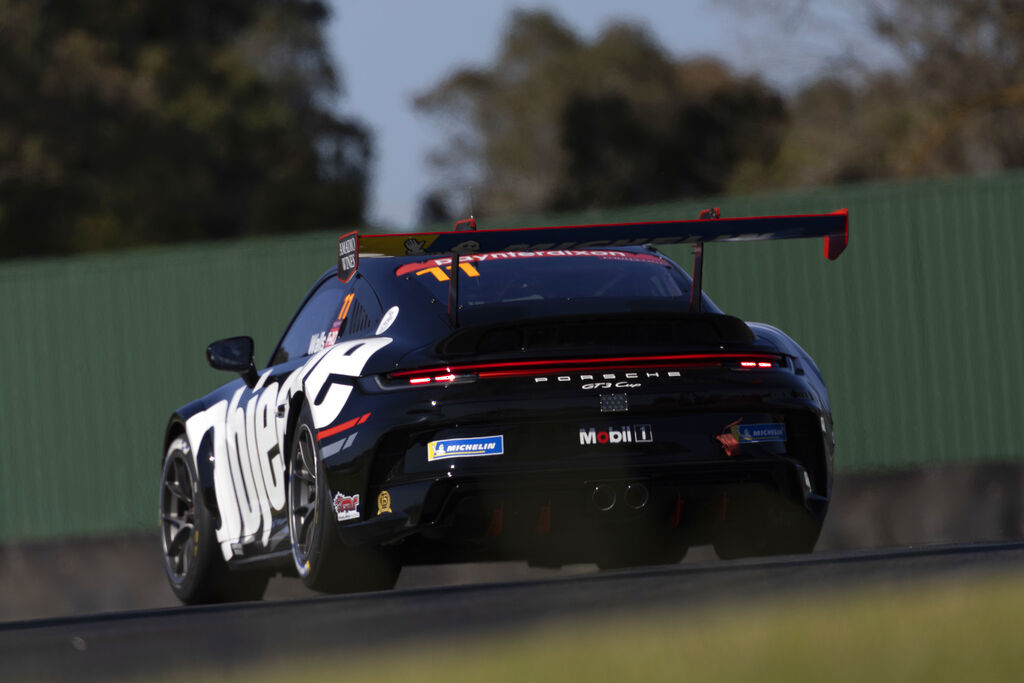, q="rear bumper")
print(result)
[335,453,828,561]
[323,364,834,561]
